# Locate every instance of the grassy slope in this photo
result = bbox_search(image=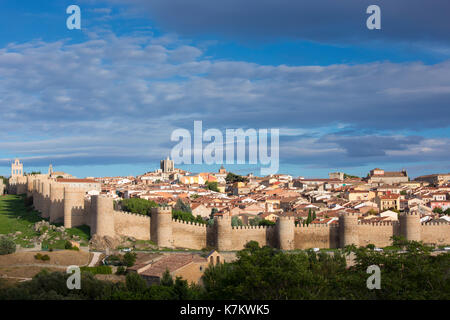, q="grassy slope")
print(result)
[0,194,90,248]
